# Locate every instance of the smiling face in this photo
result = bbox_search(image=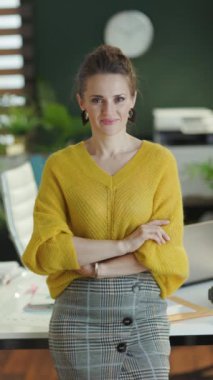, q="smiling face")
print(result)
[77,73,136,137]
